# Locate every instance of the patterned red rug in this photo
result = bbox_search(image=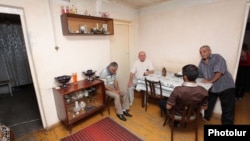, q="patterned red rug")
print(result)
[61,117,143,141]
